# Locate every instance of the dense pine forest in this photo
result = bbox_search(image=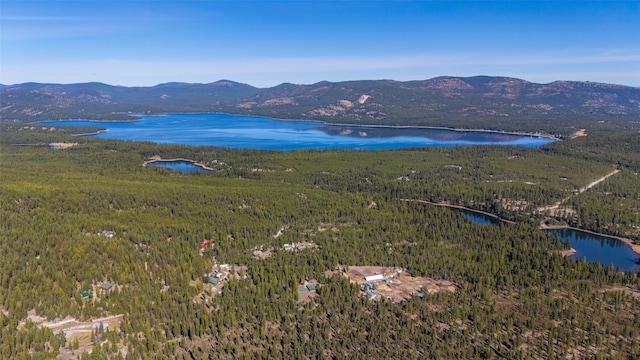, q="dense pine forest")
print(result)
[1,120,640,359]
